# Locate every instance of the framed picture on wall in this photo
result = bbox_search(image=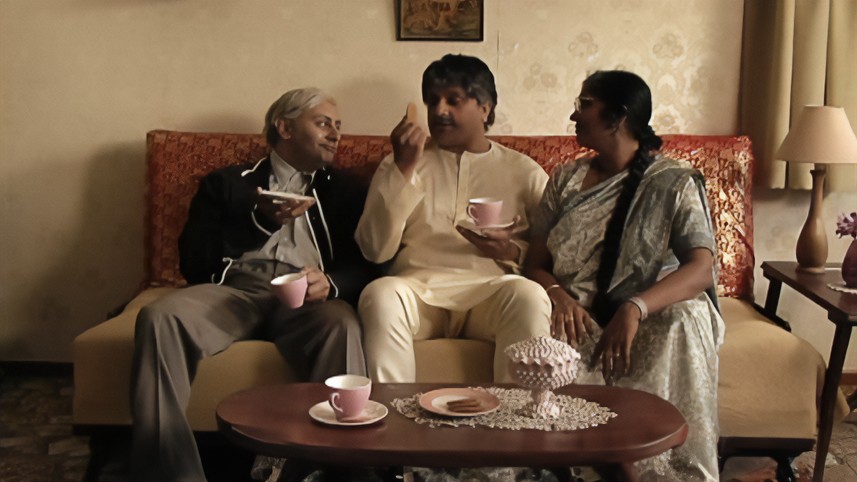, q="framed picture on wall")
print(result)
[396,0,484,42]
